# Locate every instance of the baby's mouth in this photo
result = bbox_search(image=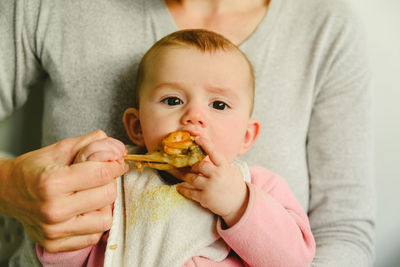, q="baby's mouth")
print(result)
[180,128,201,138]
